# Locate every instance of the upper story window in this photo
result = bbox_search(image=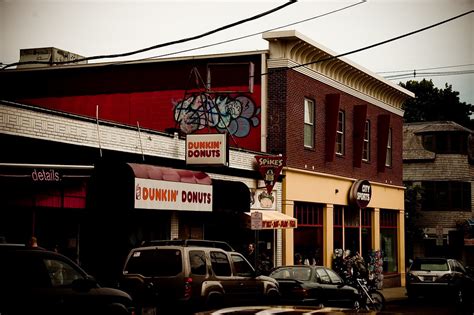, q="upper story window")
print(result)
[385,128,392,167]
[336,110,345,155]
[422,181,471,211]
[422,133,468,154]
[362,120,370,162]
[304,98,315,148]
